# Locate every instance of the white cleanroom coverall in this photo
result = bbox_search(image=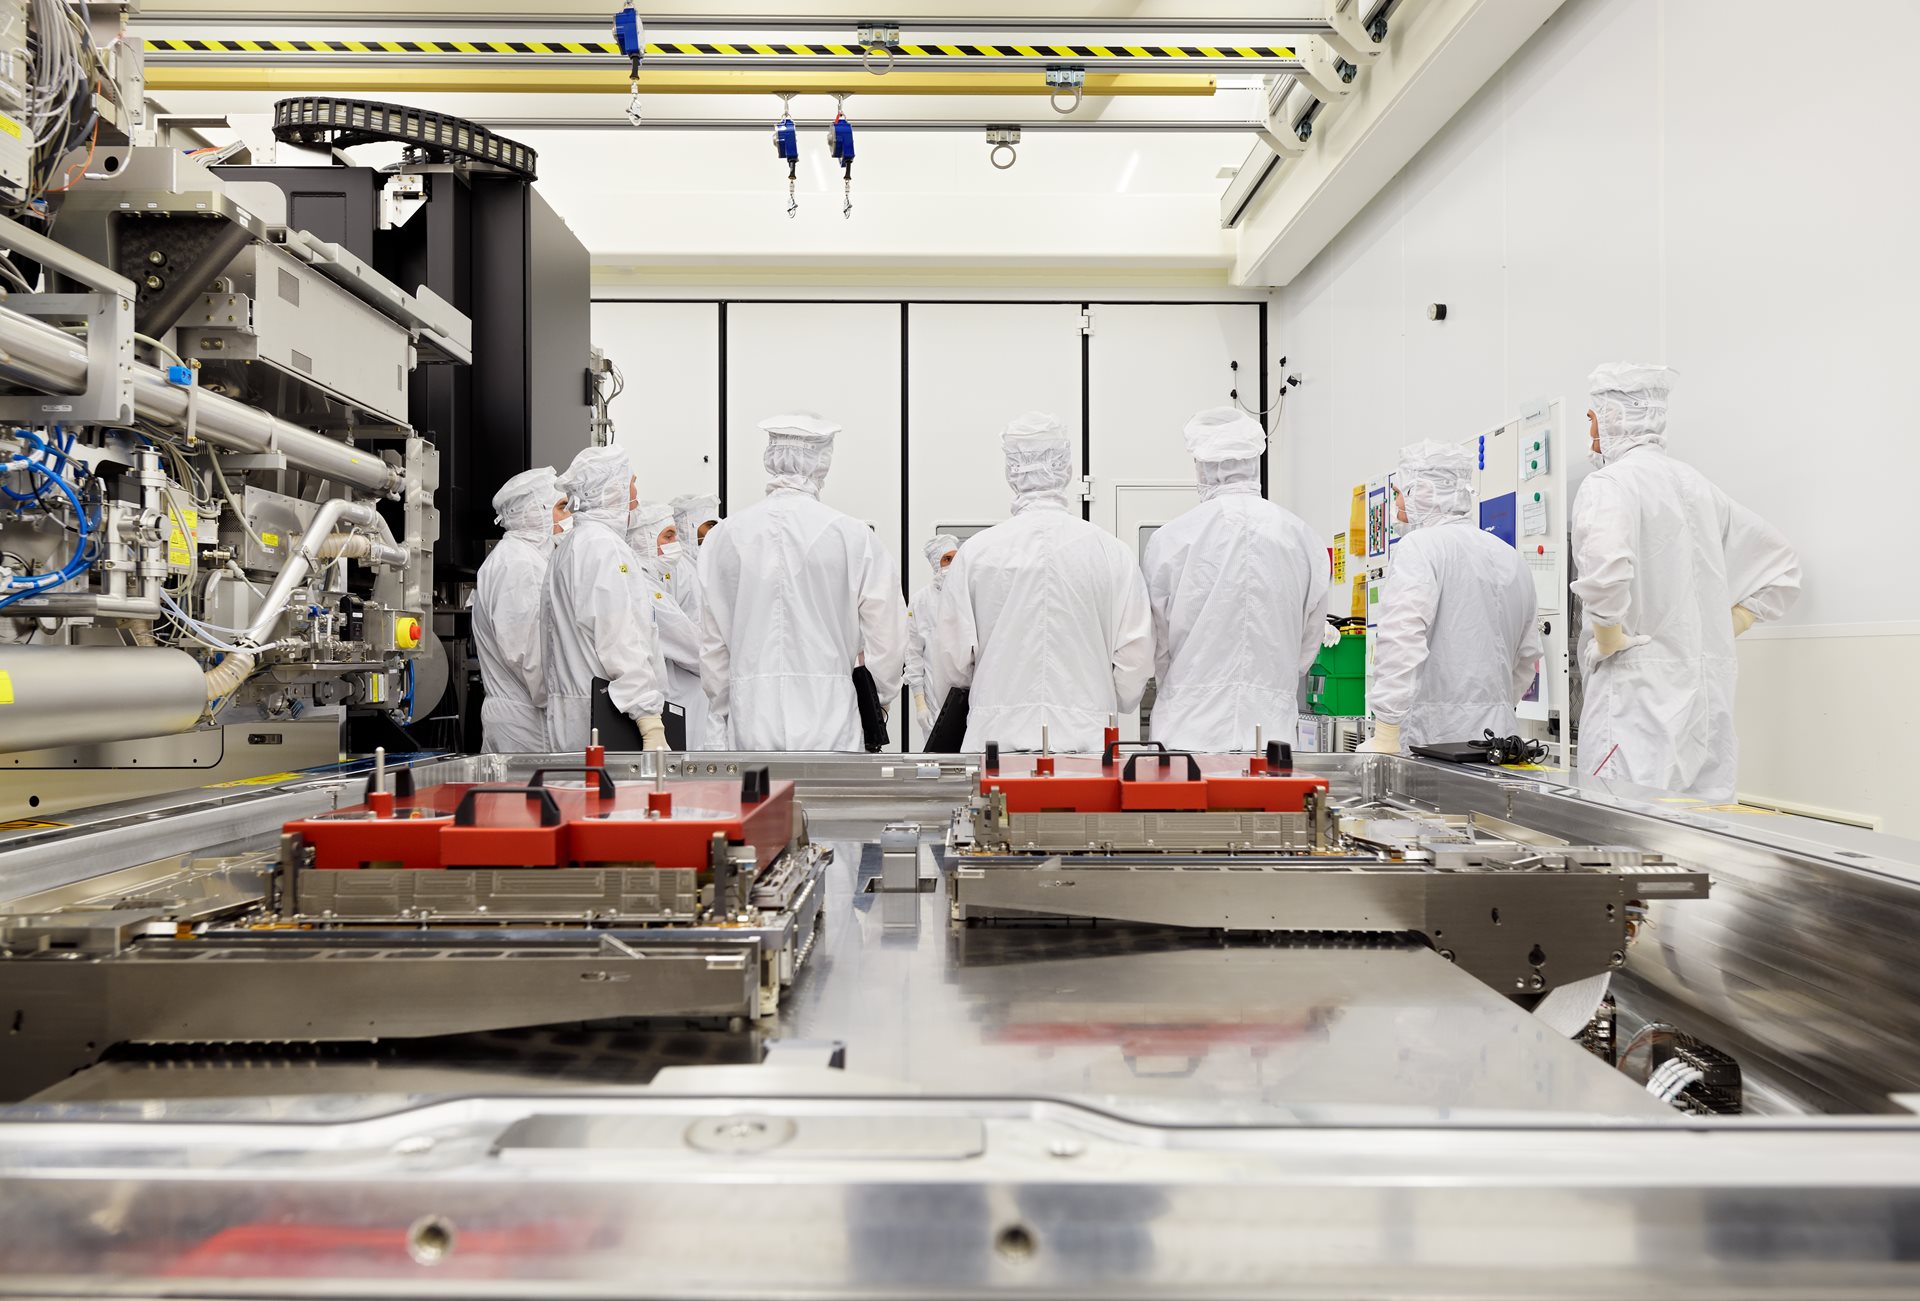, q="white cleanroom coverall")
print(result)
[931,411,1154,753]
[543,444,668,751]
[1571,363,1799,801]
[473,465,559,752]
[1142,407,1329,753]
[1364,440,1543,752]
[630,499,710,749]
[699,413,908,750]
[905,533,961,747]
